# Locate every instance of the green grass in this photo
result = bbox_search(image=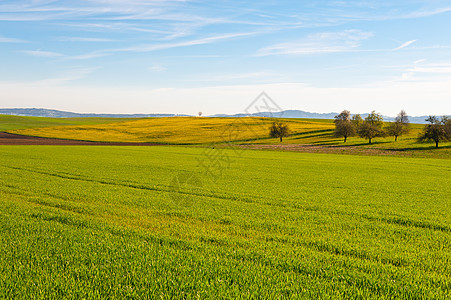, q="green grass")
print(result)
[0,114,132,131]
[0,145,450,298]
[10,117,334,144]
[7,116,450,157]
